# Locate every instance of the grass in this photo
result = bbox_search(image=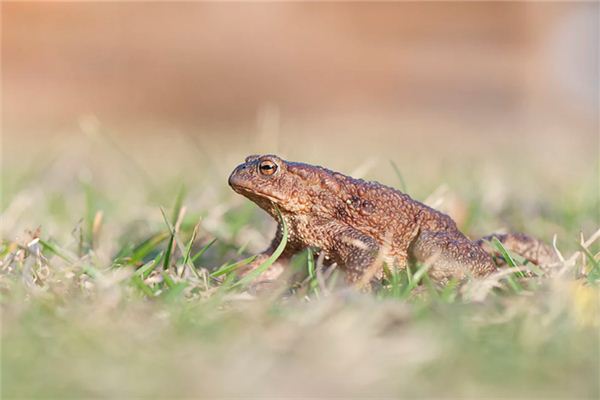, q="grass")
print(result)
[1,131,599,398]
